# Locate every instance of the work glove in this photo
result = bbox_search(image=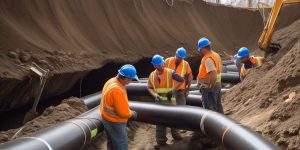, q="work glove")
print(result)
[185,88,190,97]
[198,84,203,94]
[166,91,173,101]
[196,83,201,90]
[131,111,138,119]
[154,94,162,103]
